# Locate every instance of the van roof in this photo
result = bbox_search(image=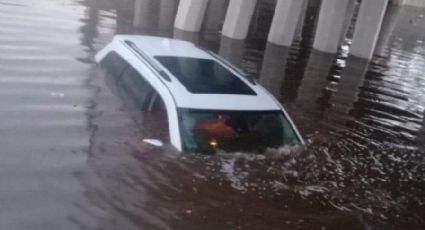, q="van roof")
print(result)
[101,35,282,111]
